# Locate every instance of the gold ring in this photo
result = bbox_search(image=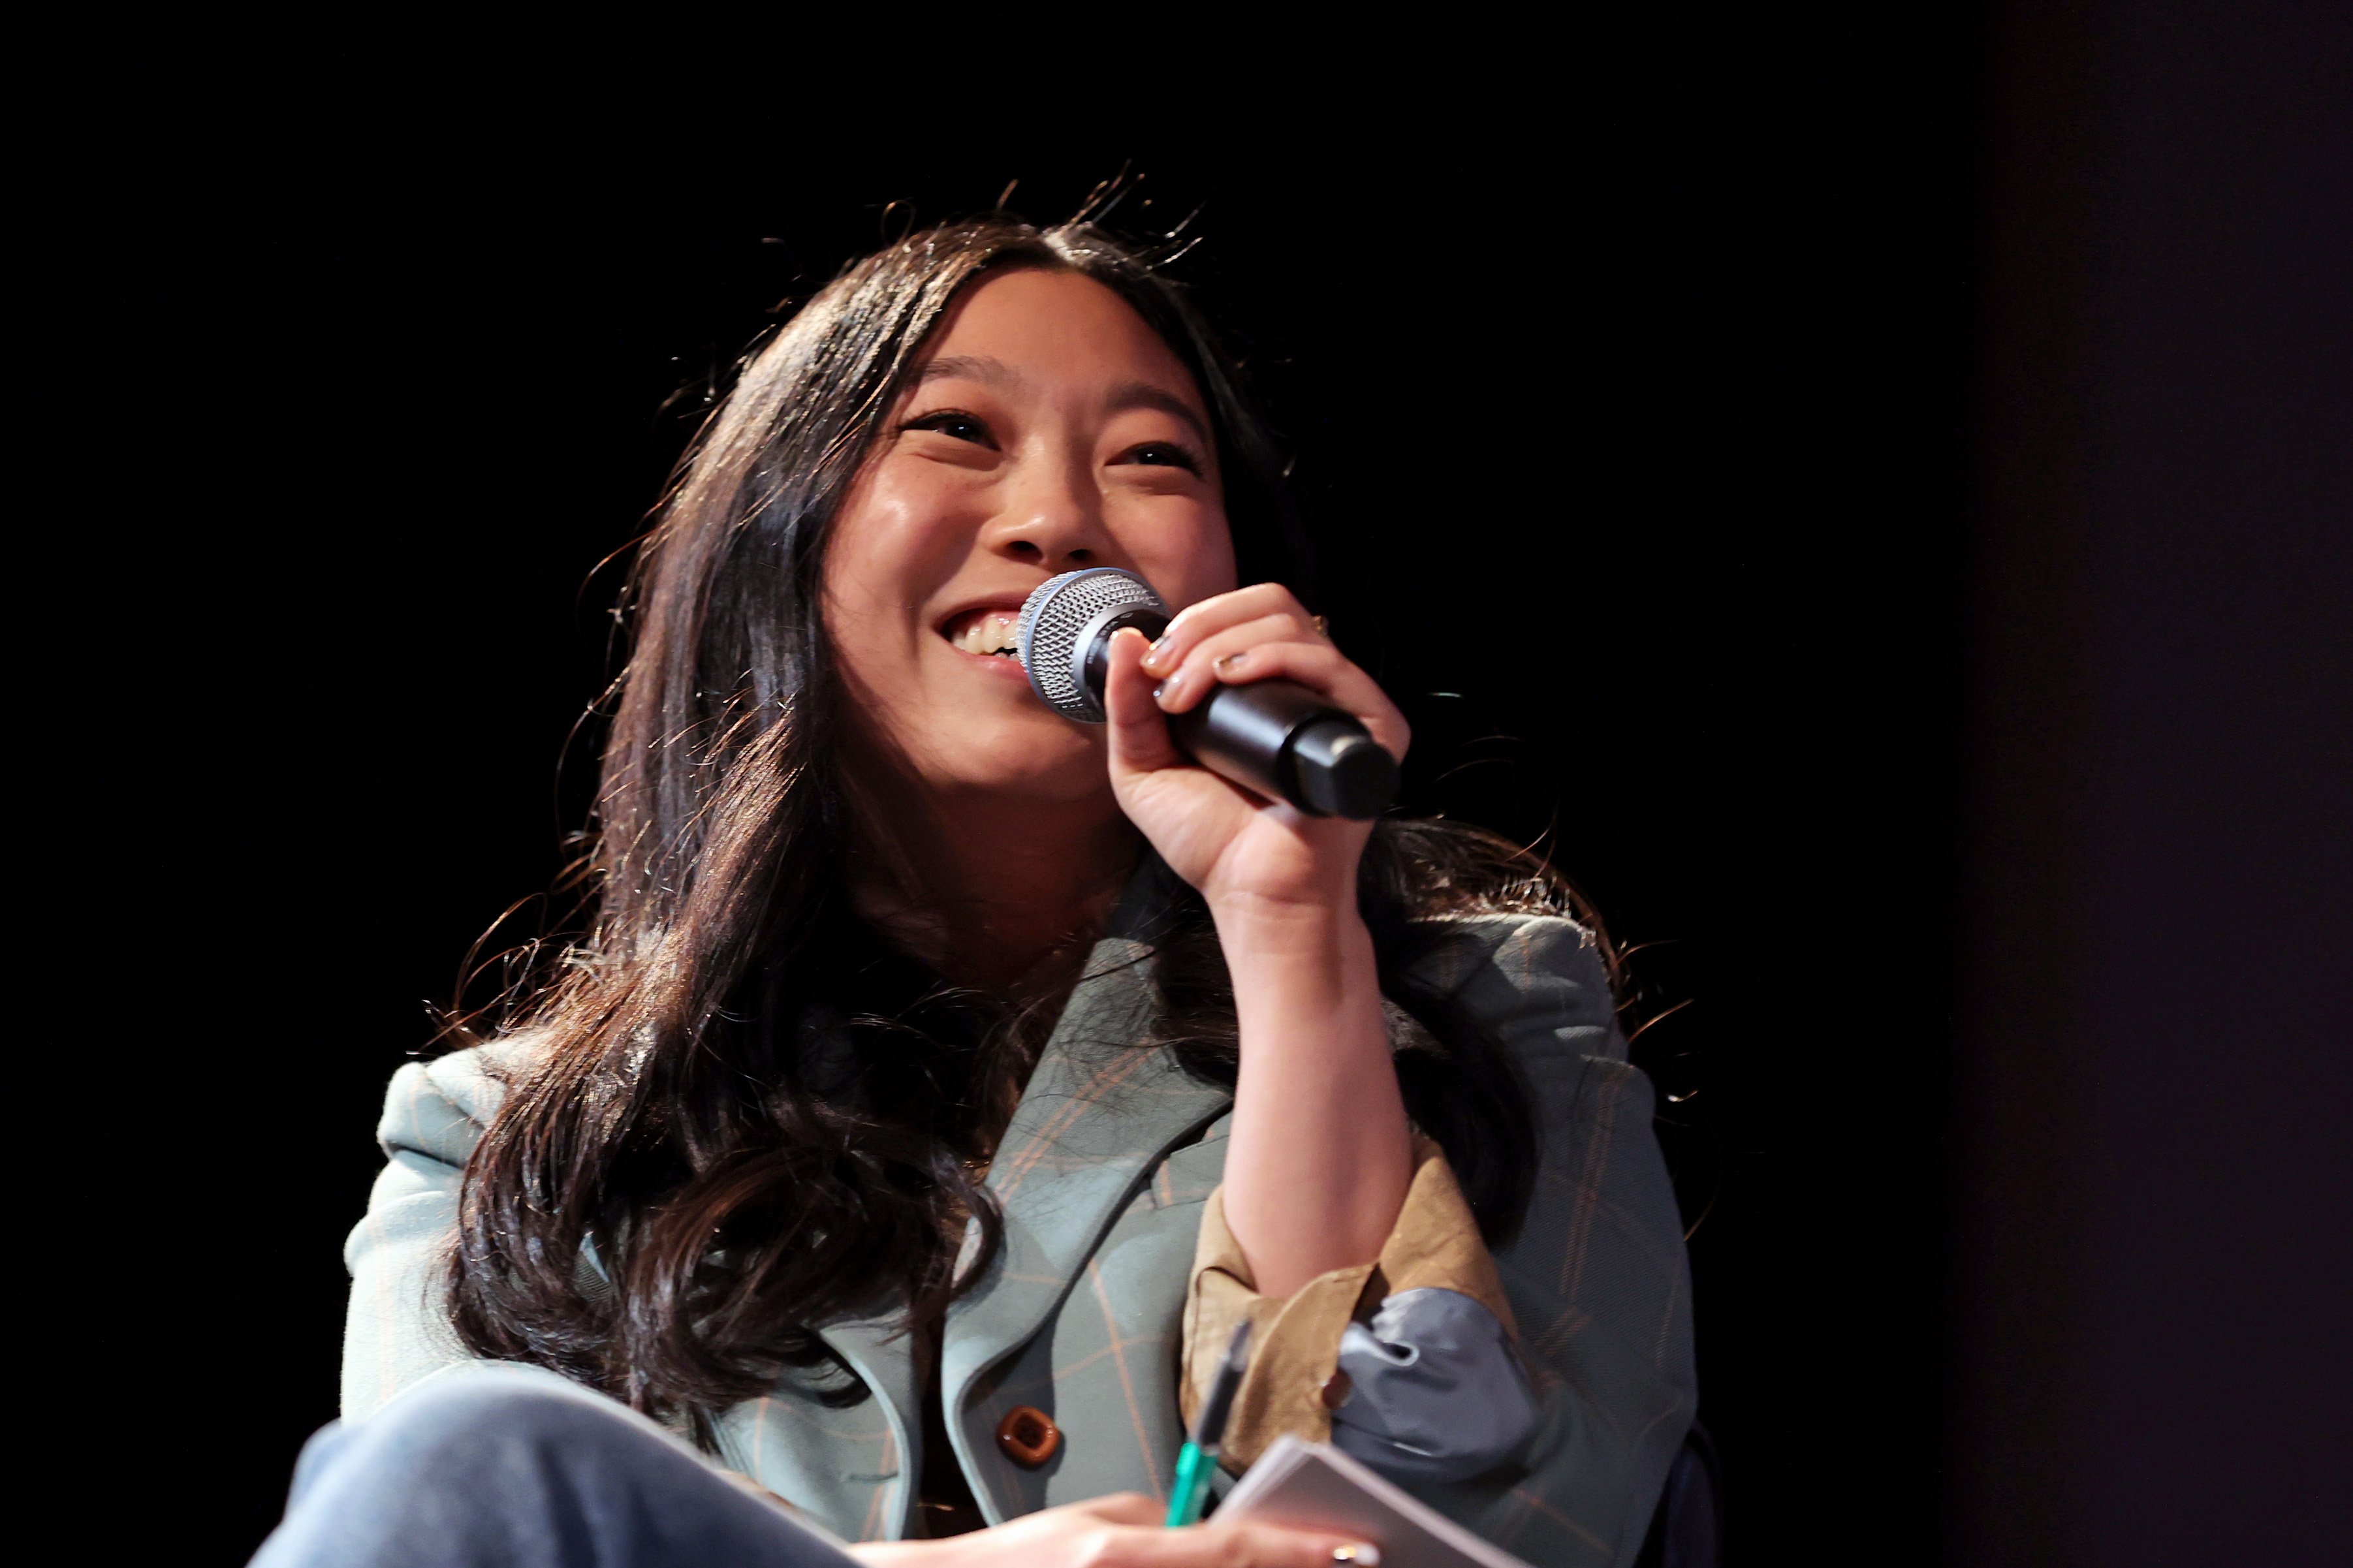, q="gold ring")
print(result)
[1310,614,1331,638]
